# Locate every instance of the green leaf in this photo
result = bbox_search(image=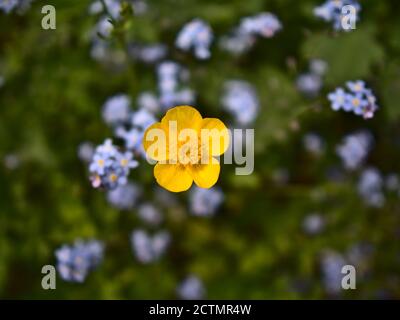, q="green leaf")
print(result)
[301,25,385,86]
